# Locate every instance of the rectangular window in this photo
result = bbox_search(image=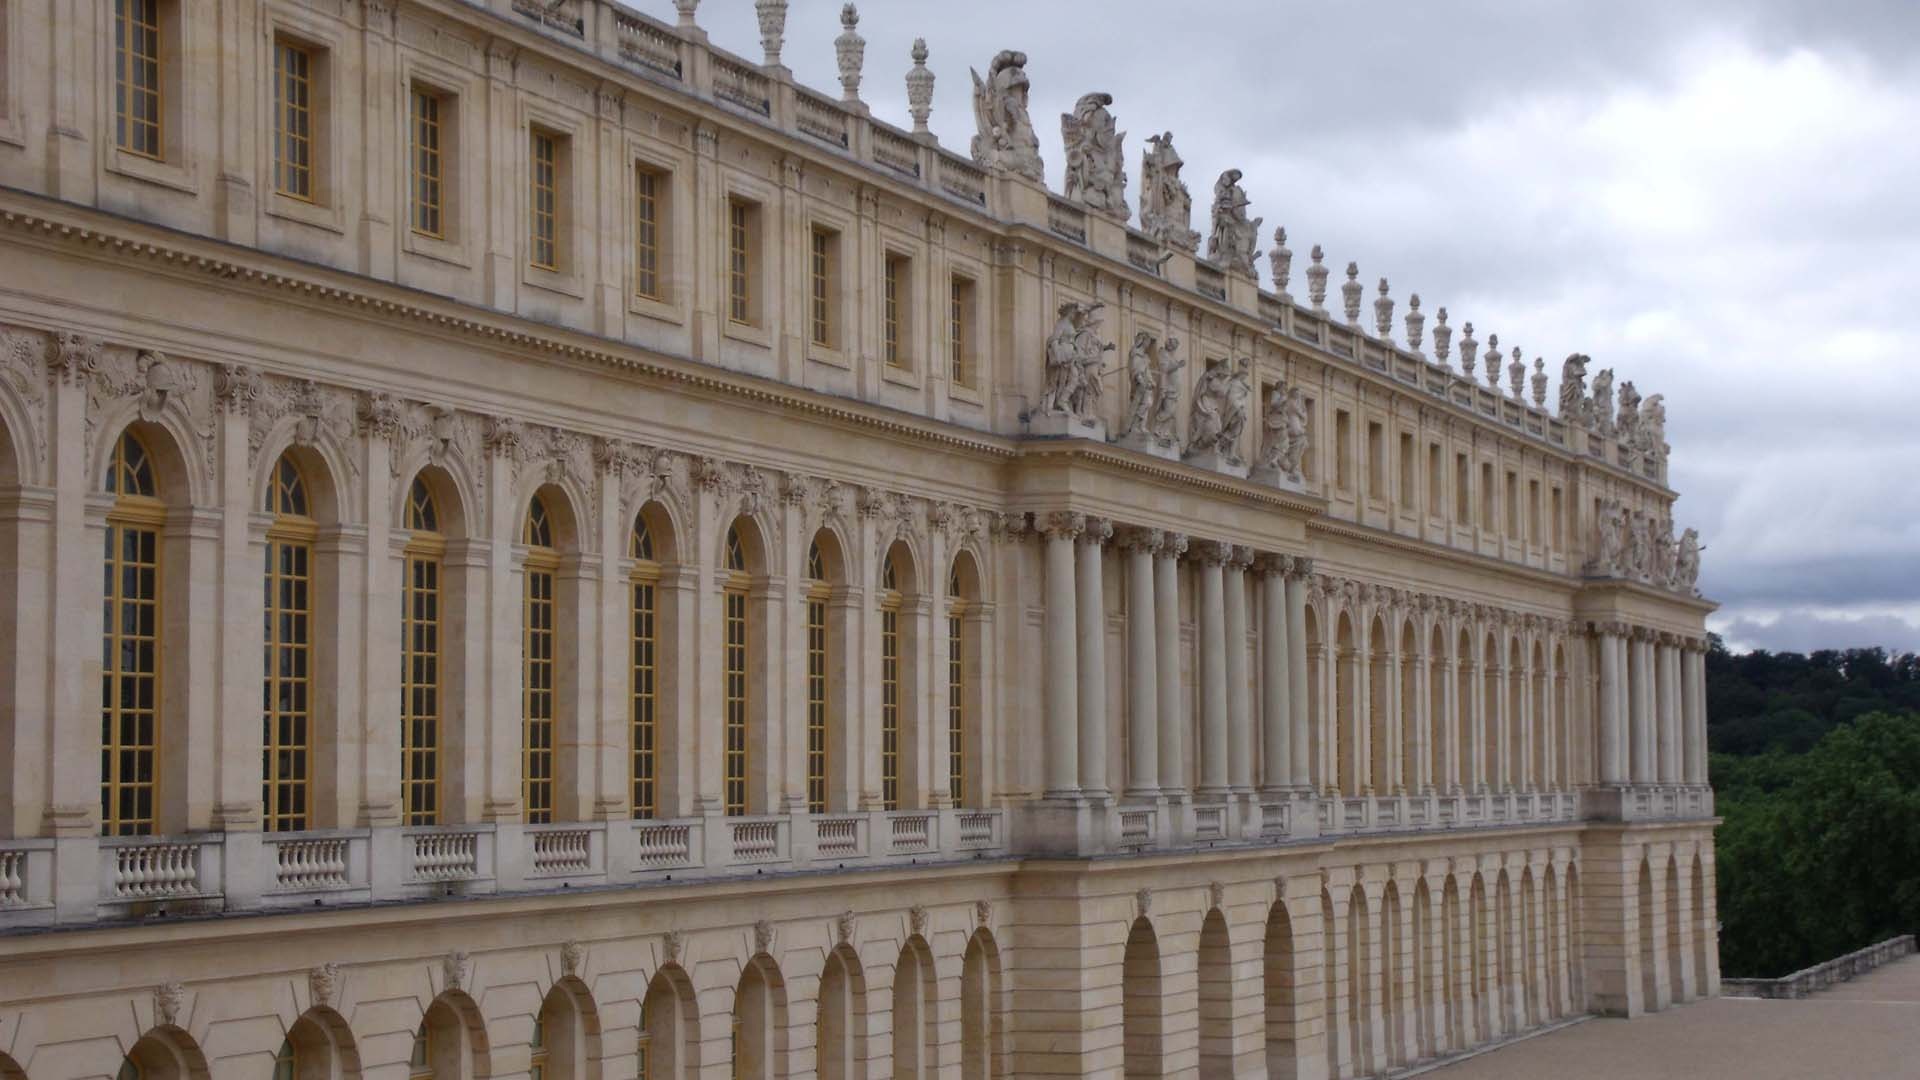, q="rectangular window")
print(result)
[1427,443,1443,520]
[402,551,441,826]
[1302,397,1317,481]
[950,275,977,387]
[529,129,560,271]
[727,198,755,325]
[1398,431,1416,511]
[1529,479,1543,545]
[634,166,666,300]
[101,521,160,836]
[1480,462,1495,531]
[1506,470,1520,535]
[409,87,446,238]
[631,574,657,819]
[522,565,555,824]
[809,227,837,348]
[1455,453,1471,523]
[1551,486,1566,549]
[114,0,164,159]
[272,40,316,200]
[1335,409,1353,491]
[723,587,748,815]
[884,253,912,369]
[881,598,901,810]
[1367,421,1385,500]
[263,534,313,833]
[806,590,828,813]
